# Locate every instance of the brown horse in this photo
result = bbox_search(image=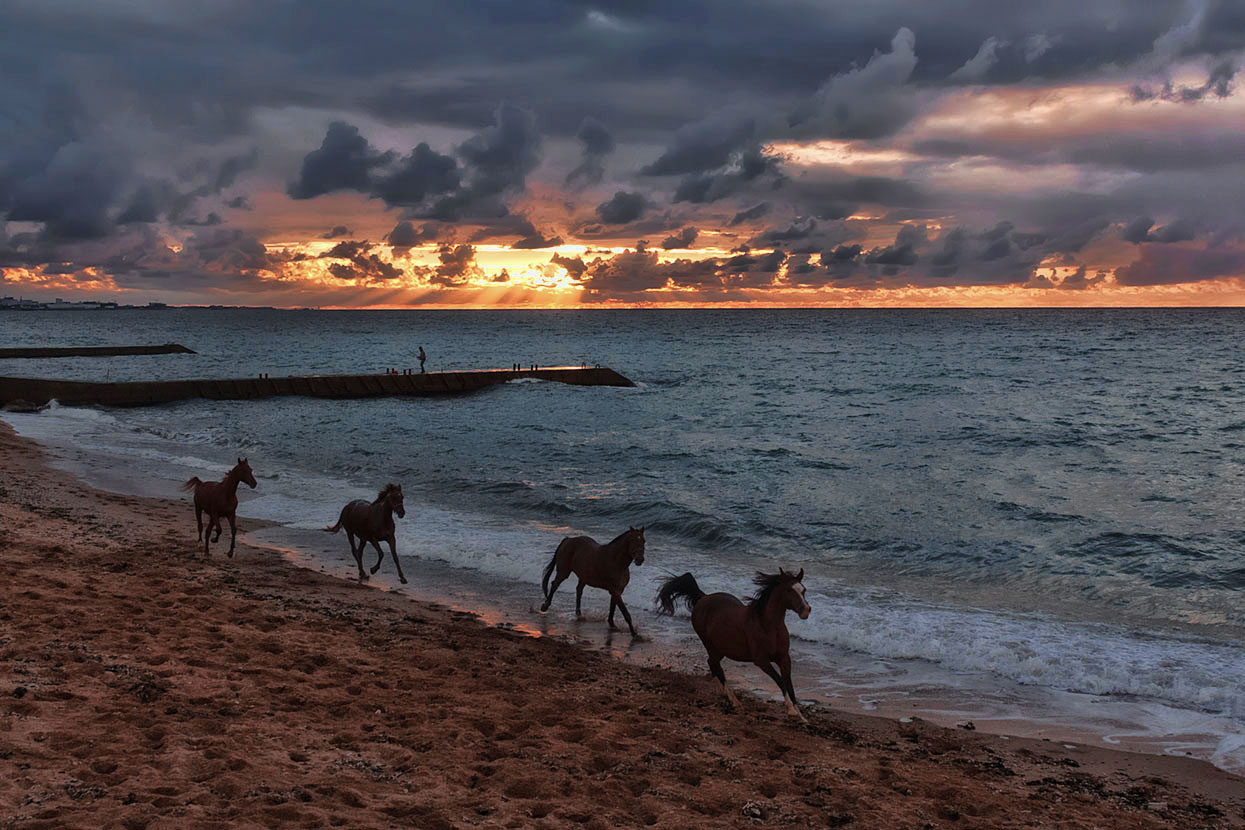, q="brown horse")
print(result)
[540,527,646,636]
[657,568,811,720]
[324,483,408,584]
[181,457,257,557]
